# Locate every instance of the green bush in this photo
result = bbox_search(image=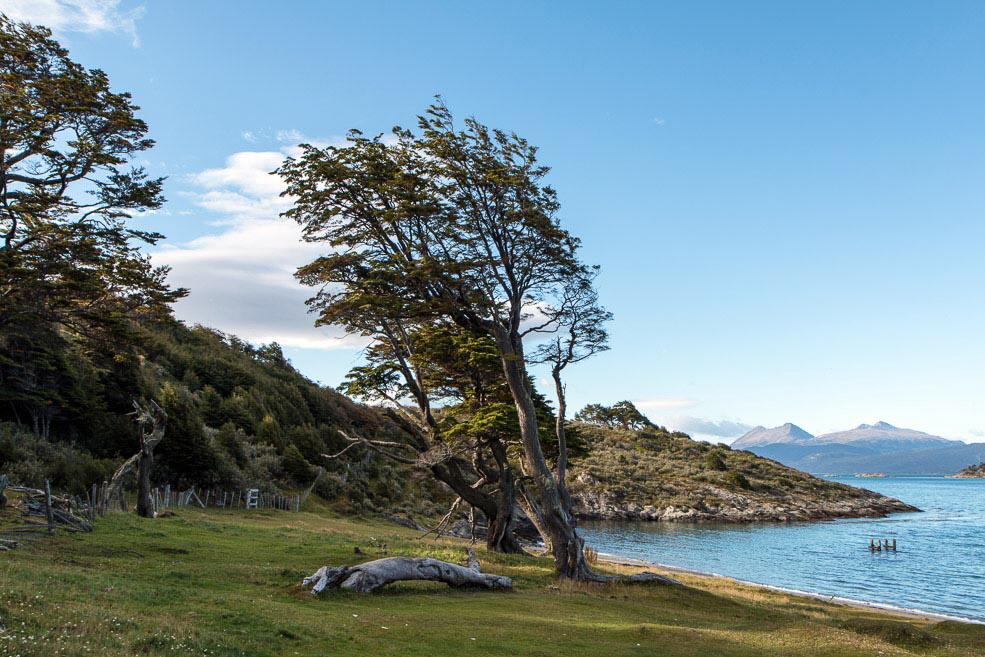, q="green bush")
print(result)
[704,451,727,471]
[725,470,752,490]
